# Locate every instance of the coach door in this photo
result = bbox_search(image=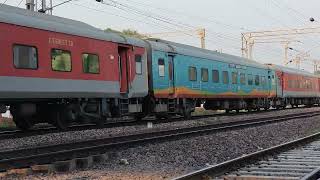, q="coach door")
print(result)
[118,46,129,93]
[168,55,175,94]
